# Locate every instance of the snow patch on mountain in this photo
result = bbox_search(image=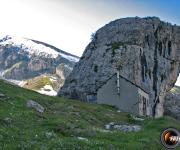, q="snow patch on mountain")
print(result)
[60,53,79,62]
[0,71,5,77]
[8,79,27,87]
[1,36,59,58]
[49,76,58,82]
[37,85,57,96]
